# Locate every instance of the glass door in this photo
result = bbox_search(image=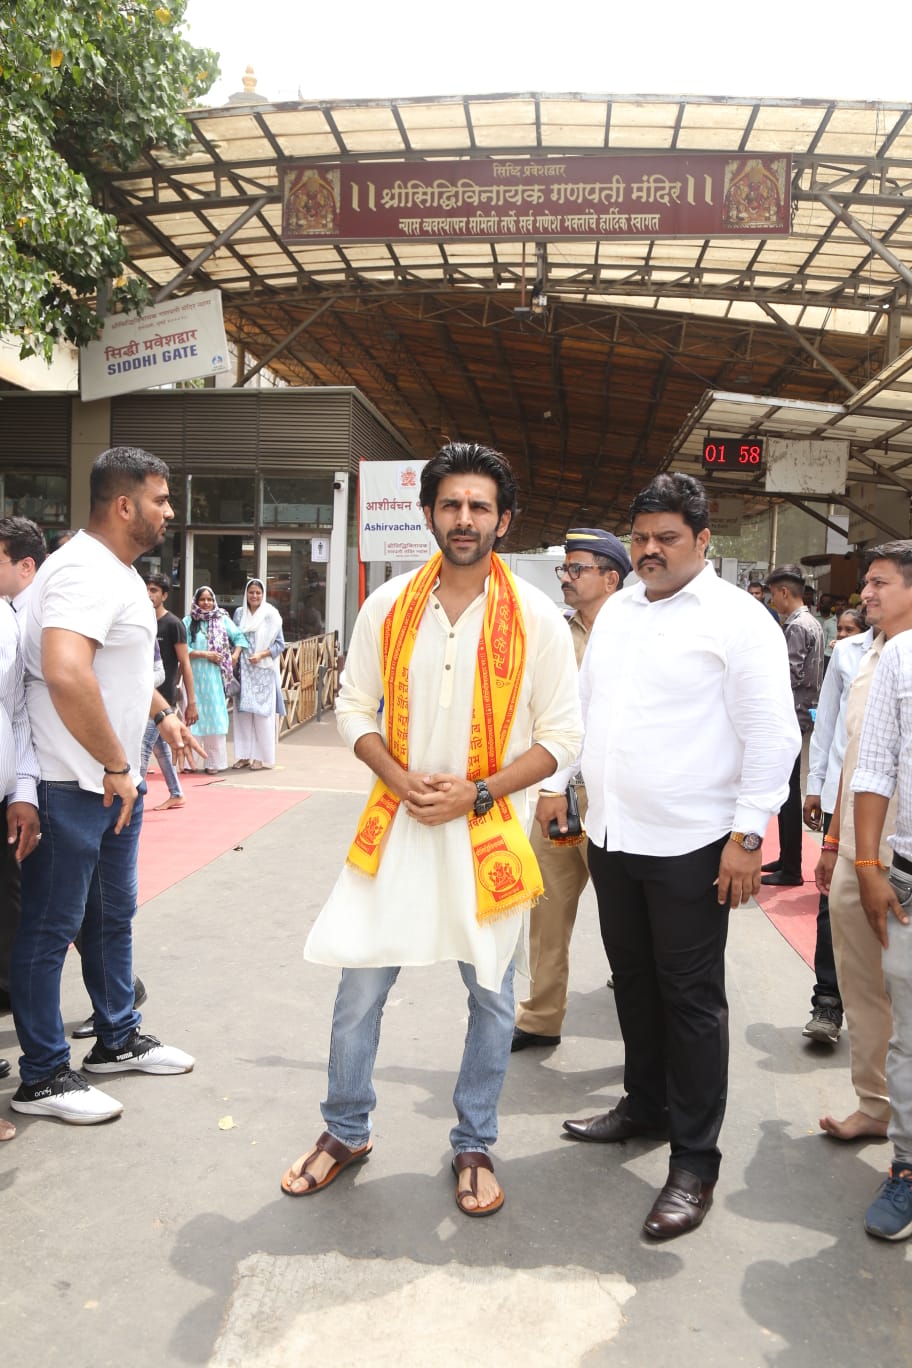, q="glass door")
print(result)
[186,531,256,620]
[261,534,328,641]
